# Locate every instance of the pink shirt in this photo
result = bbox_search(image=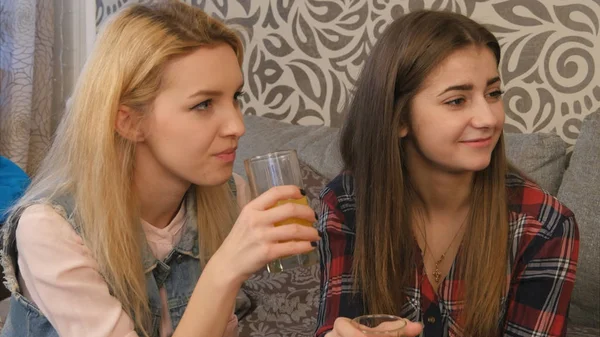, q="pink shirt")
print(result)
[16,175,251,337]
